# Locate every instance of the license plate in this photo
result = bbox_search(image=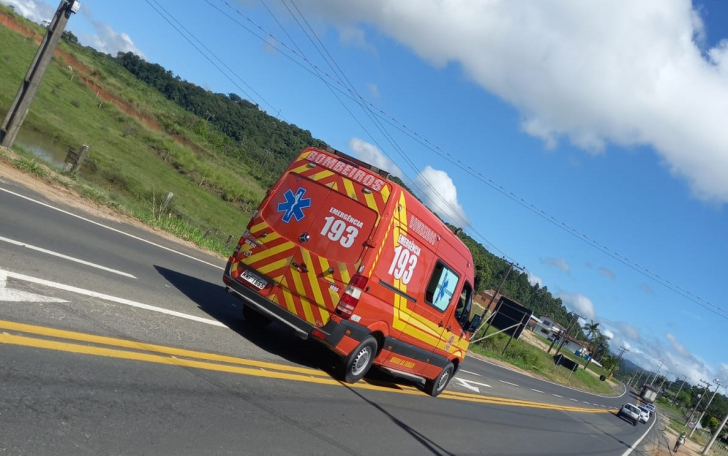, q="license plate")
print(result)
[241,269,267,289]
